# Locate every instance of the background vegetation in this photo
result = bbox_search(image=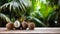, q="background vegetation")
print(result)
[0,0,60,27]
